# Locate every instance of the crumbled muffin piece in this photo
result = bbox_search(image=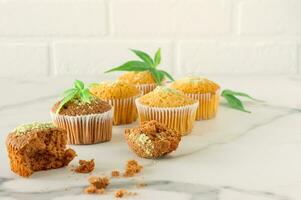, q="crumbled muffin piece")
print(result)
[75,159,95,173]
[125,120,181,158]
[111,170,120,178]
[89,176,109,189]
[6,123,77,177]
[84,185,105,194]
[138,86,196,107]
[123,160,143,177]
[84,176,109,195]
[115,189,127,198]
[115,189,137,198]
